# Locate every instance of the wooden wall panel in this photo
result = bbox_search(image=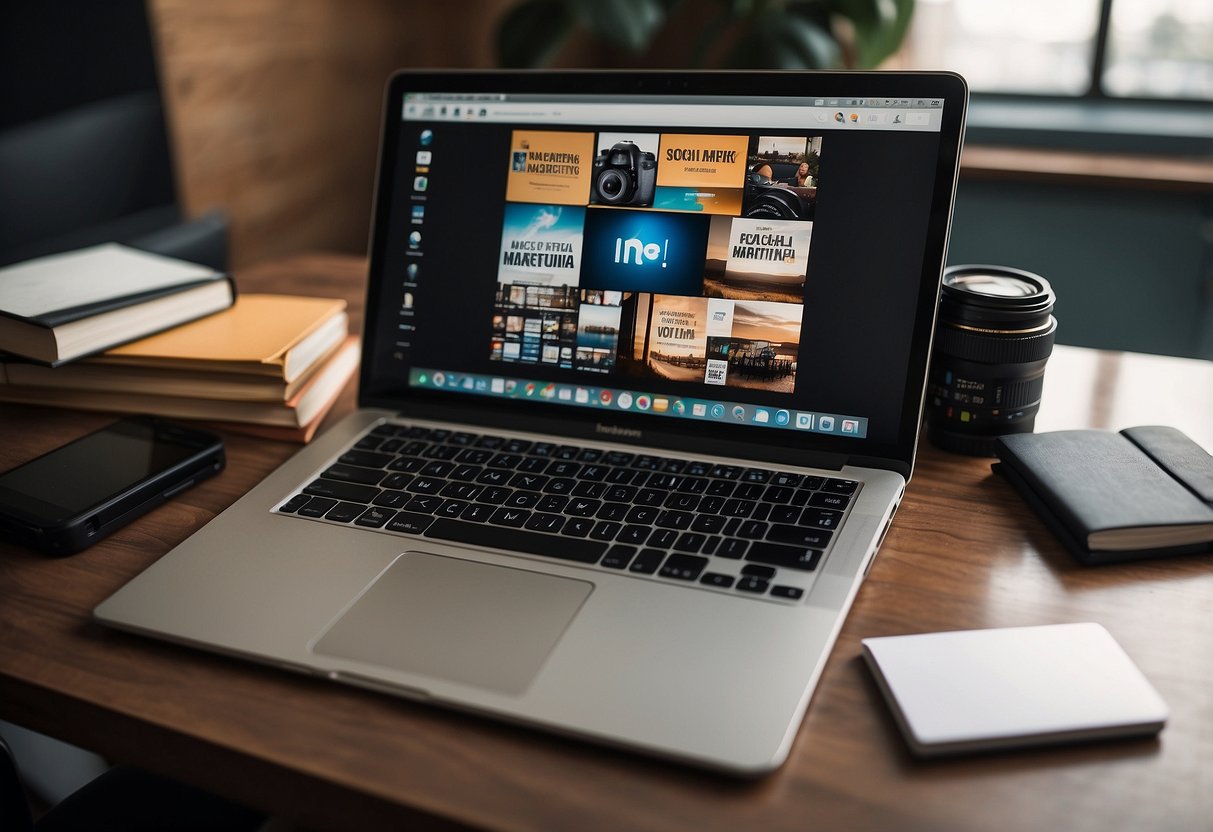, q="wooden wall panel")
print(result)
[149,0,512,268]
